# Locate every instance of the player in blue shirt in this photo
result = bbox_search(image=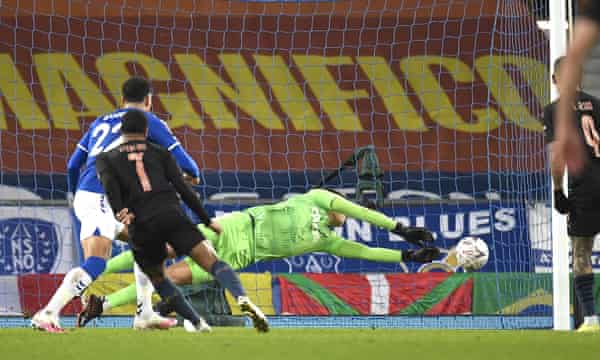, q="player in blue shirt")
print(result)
[32,77,200,333]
